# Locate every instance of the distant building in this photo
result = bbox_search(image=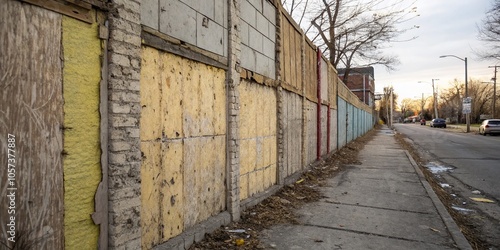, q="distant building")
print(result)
[338,67,375,107]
